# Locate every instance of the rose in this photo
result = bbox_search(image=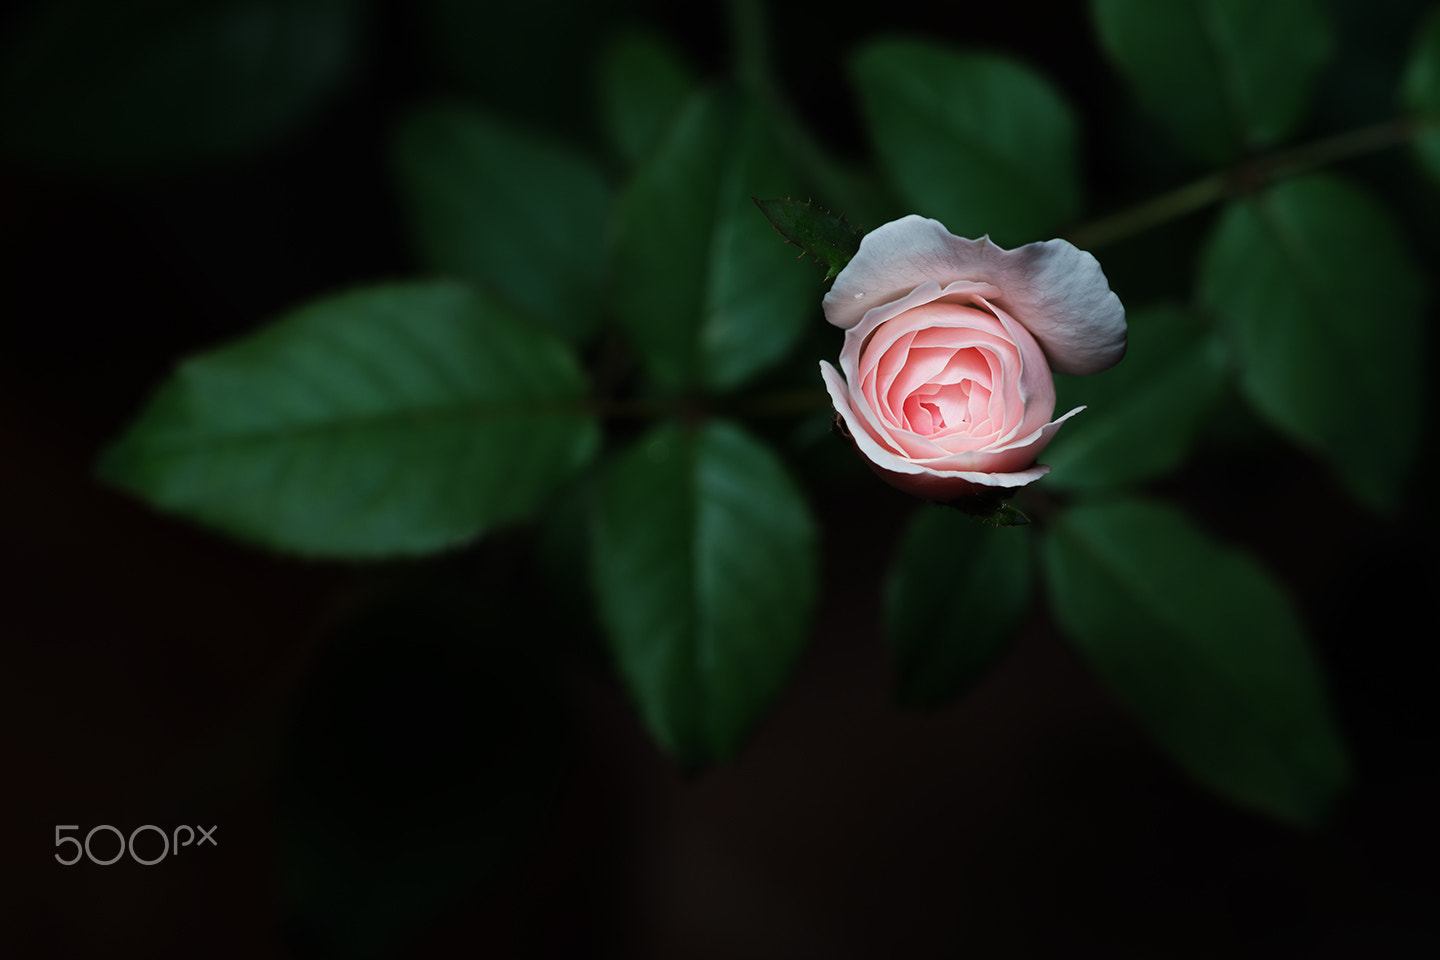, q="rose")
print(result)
[819,215,1127,501]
